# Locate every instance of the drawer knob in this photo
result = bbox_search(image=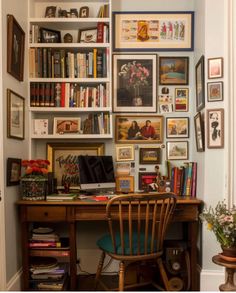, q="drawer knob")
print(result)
[44,212,48,216]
